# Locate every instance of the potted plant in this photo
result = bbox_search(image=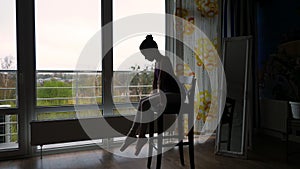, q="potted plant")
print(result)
[274,42,300,119]
[261,40,300,119]
[288,63,300,119]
